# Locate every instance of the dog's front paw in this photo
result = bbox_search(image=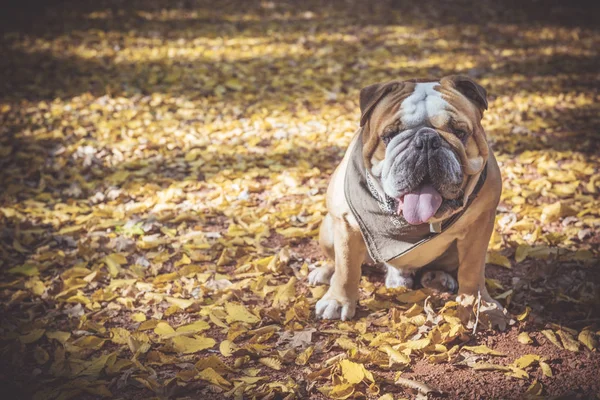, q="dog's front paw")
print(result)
[315,295,356,321]
[420,271,458,293]
[456,293,513,331]
[308,265,334,286]
[384,265,414,289]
